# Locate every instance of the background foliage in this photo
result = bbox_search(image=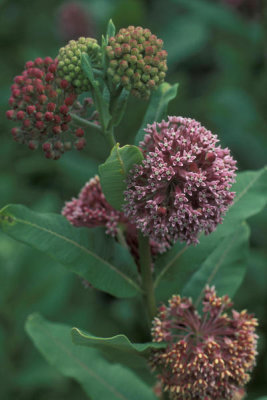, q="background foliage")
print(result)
[0,0,266,399]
